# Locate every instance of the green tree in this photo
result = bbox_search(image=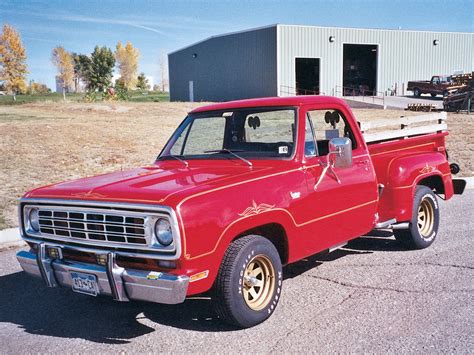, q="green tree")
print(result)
[88,46,115,92]
[136,72,150,90]
[72,52,91,92]
[0,24,28,100]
